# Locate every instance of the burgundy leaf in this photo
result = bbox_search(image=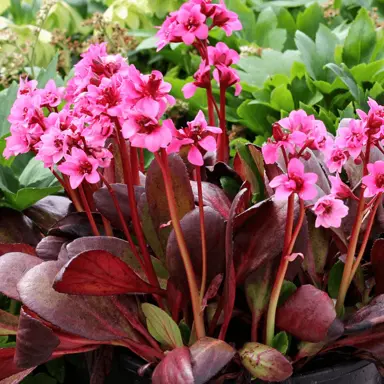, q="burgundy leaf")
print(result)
[146,153,194,249]
[166,207,226,294]
[24,196,74,233]
[220,188,248,340]
[371,240,384,295]
[88,346,114,384]
[152,346,194,384]
[0,348,35,382]
[190,181,231,219]
[346,295,384,333]
[0,252,43,300]
[276,285,343,342]
[35,236,66,261]
[53,250,163,296]
[190,337,235,384]
[93,184,144,229]
[17,260,143,342]
[240,342,293,381]
[0,209,41,246]
[0,309,18,335]
[0,244,35,257]
[48,212,105,238]
[202,274,224,310]
[15,308,60,368]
